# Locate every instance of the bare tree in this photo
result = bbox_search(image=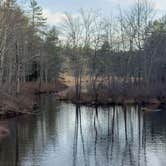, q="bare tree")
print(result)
[63,13,84,101]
